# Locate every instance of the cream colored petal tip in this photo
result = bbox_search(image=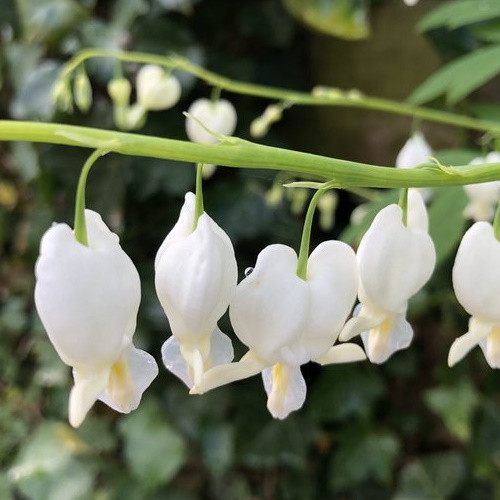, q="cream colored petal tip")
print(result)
[314,343,366,365]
